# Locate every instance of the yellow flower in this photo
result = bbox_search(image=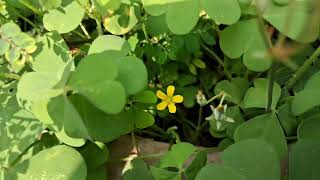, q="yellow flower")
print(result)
[156,85,184,113]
